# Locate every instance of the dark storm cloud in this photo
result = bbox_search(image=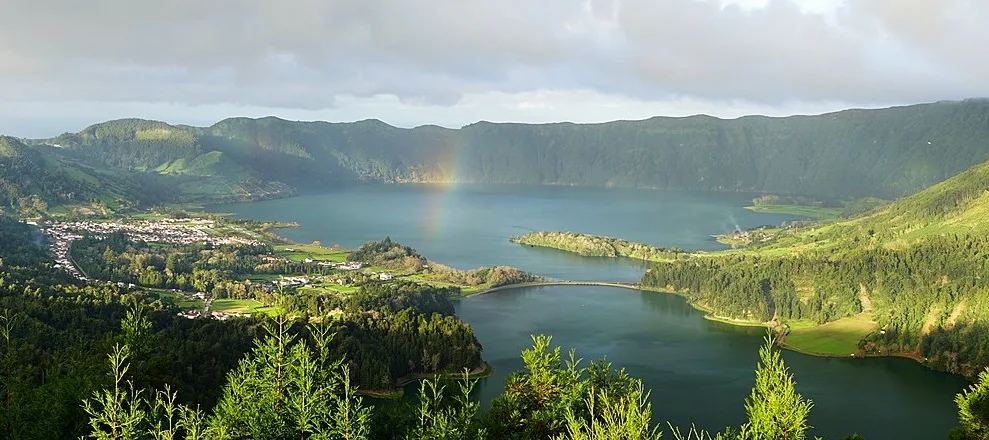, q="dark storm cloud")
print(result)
[0,0,986,108]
